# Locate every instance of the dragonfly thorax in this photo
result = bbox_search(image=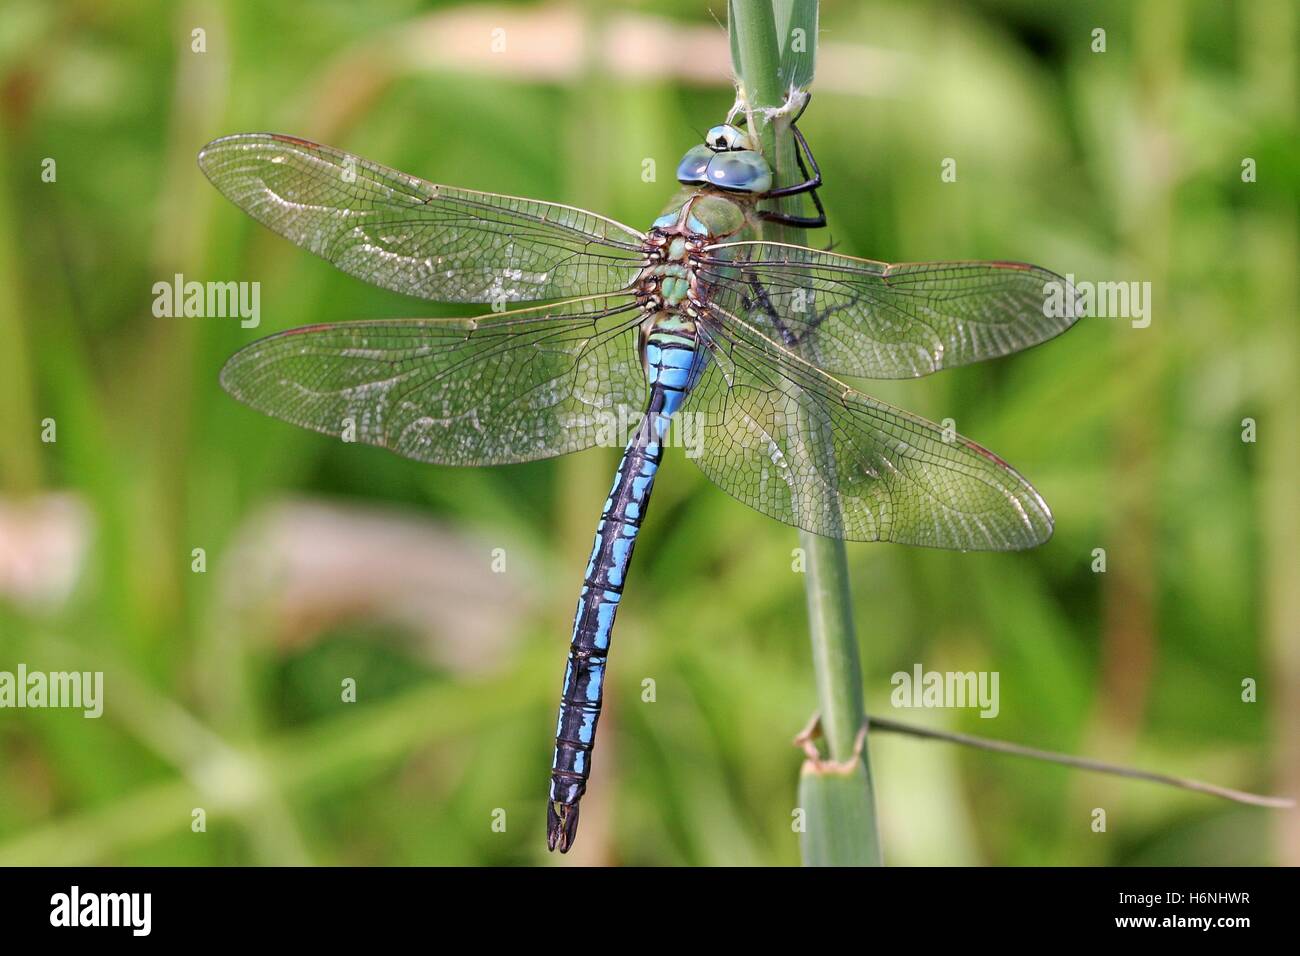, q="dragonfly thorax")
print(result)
[638,191,749,314]
[635,228,709,313]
